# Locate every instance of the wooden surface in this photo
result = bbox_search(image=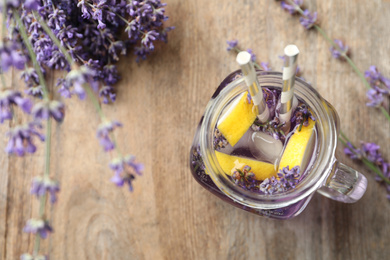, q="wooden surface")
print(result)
[1,0,390,259]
